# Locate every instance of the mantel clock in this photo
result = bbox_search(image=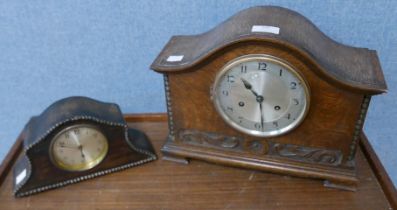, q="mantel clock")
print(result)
[13,97,156,197]
[151,6,387,190]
